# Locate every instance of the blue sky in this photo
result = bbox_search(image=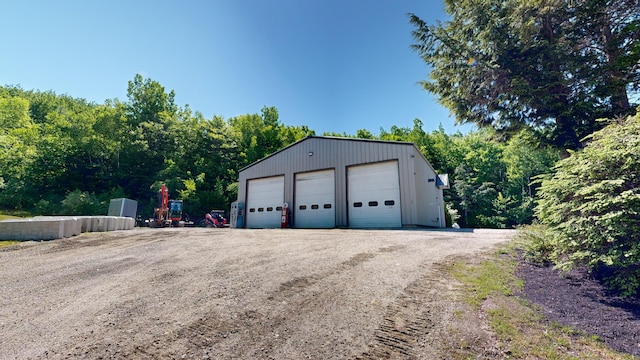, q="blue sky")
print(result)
[1,0,473,135]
